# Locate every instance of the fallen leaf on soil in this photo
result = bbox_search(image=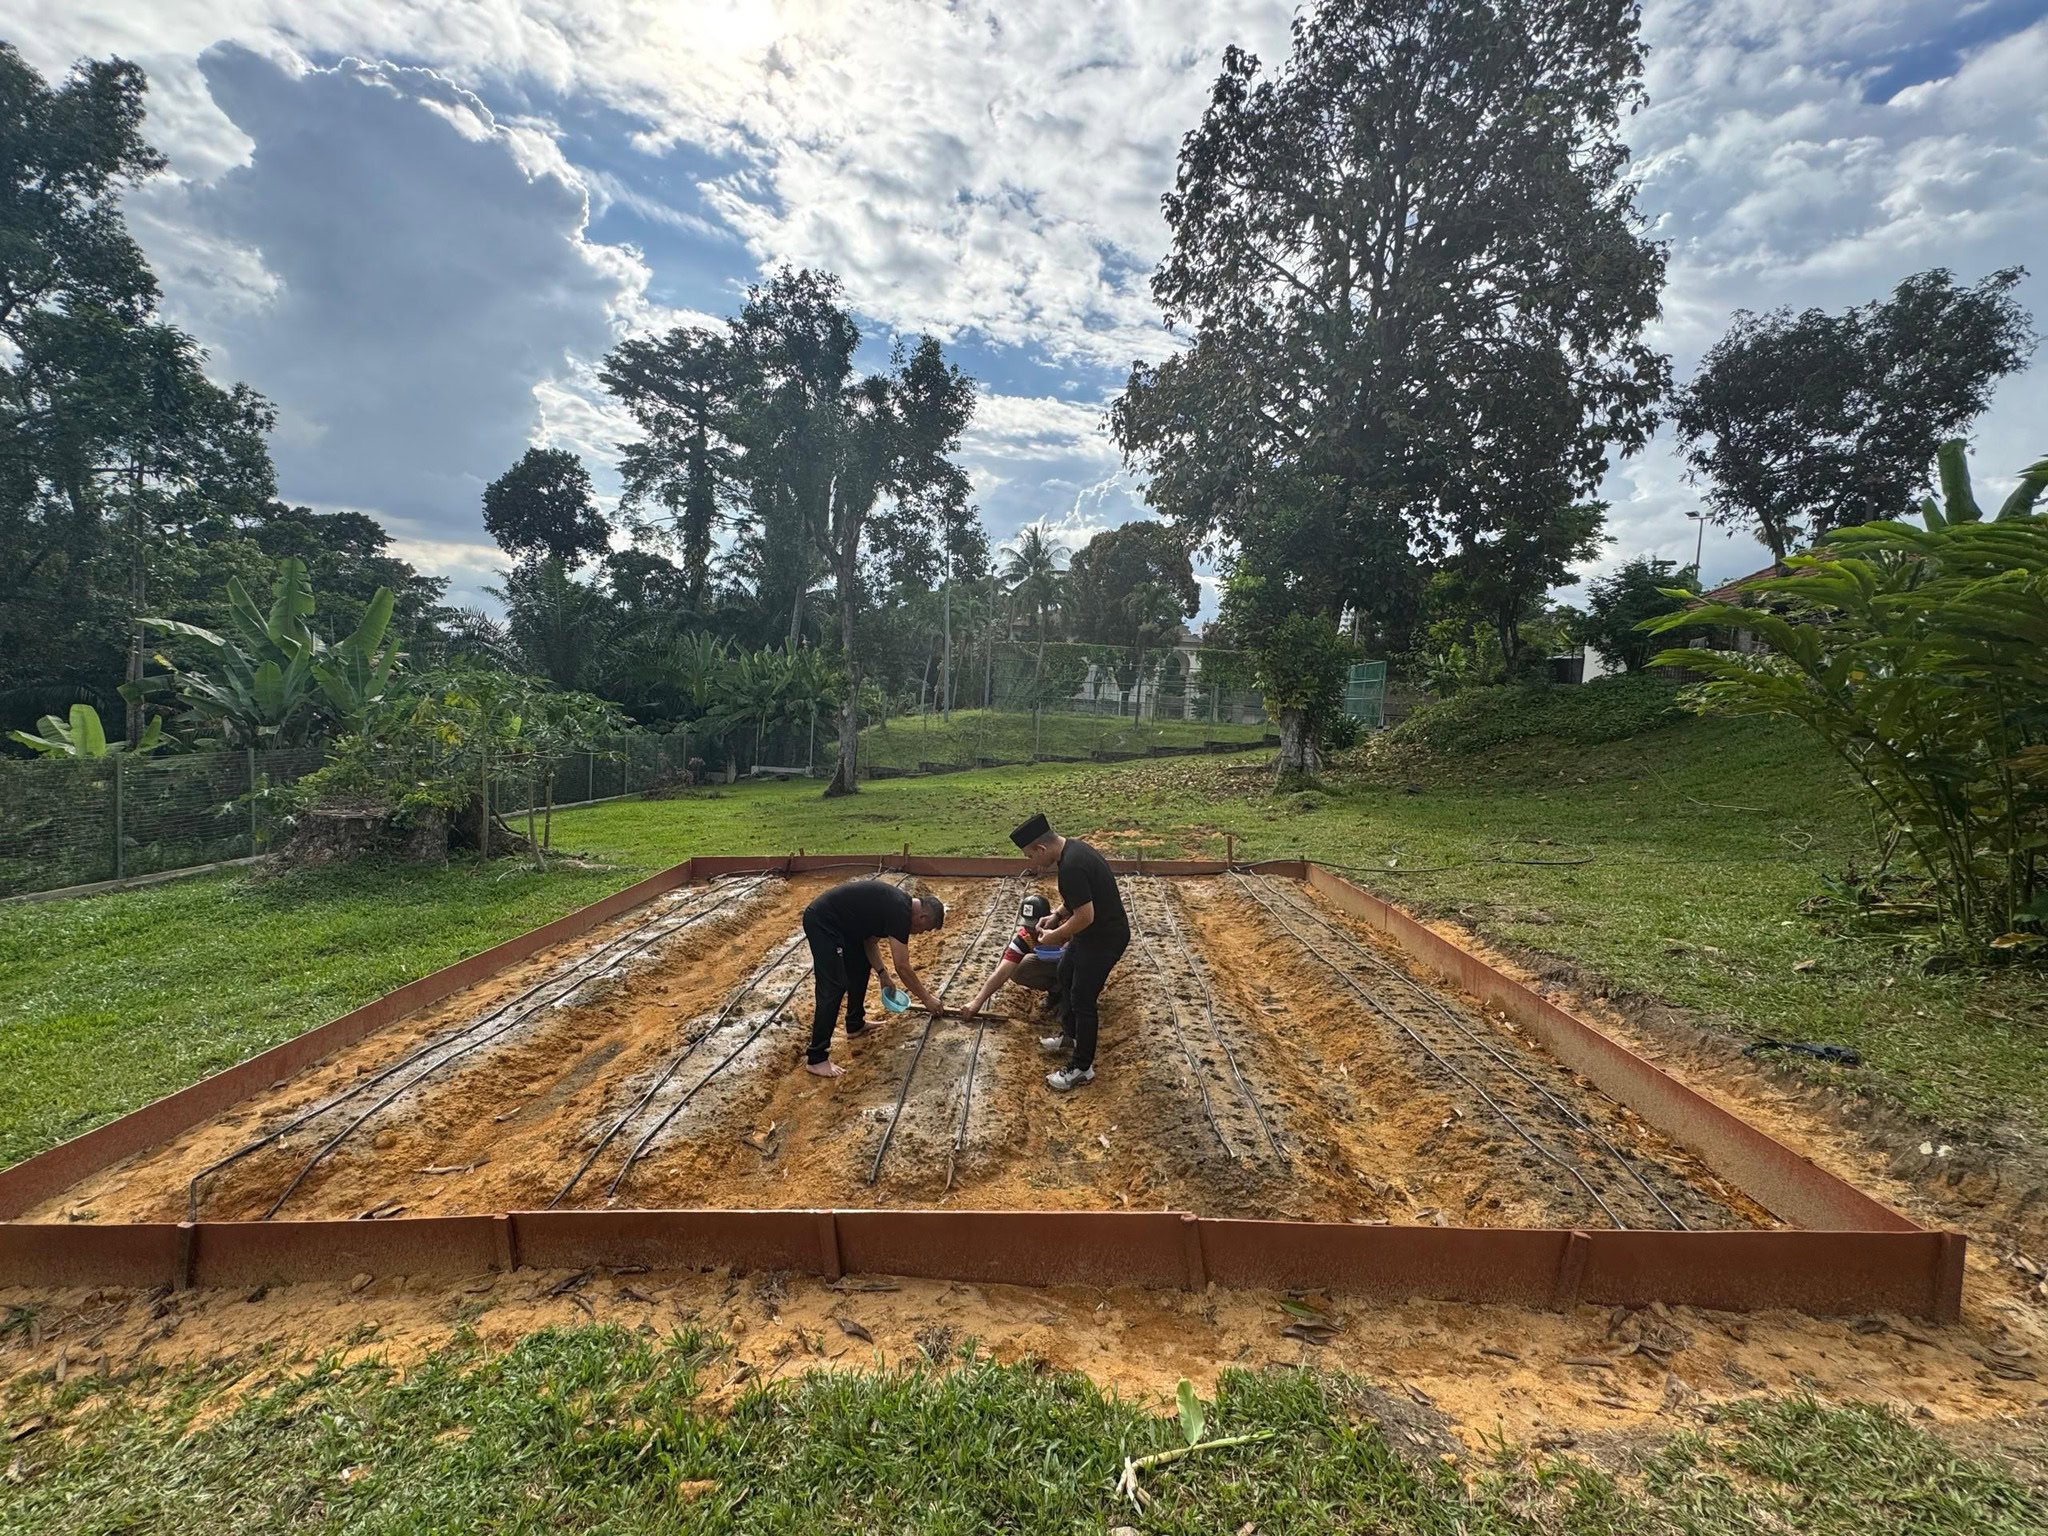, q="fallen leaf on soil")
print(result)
[676,1480,718,1503]
[547,1269,594,1297]
[6,1418,45,1443]
[1792,959,1817,973]
[834,1317,874,1343]
[1281,1322,1337,1346]
[827,1279,899,1294]
[1563,1355,1618,1371]
[1480,1346,1521,1362]
[347,1273,372,1294]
